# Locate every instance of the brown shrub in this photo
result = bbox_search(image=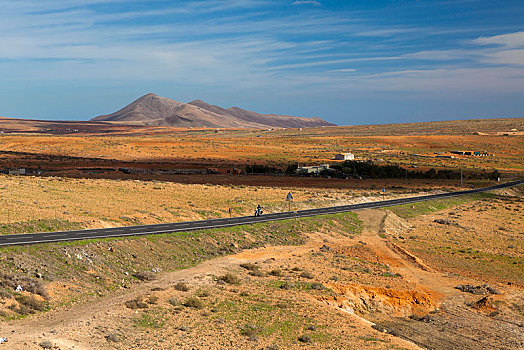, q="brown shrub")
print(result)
[249,270,266,277]
[183,297,204,309]
[269,269,282,276]
[300,271,314,279]
[167,297,180,306]
[133,271,155,281]
[239,263,258,271]
[146,296,159,305]
[174,282,190,292]
[15,294,47,311]
[125,298,148,309]
[218,273,241,285]
[0,273,49,299]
